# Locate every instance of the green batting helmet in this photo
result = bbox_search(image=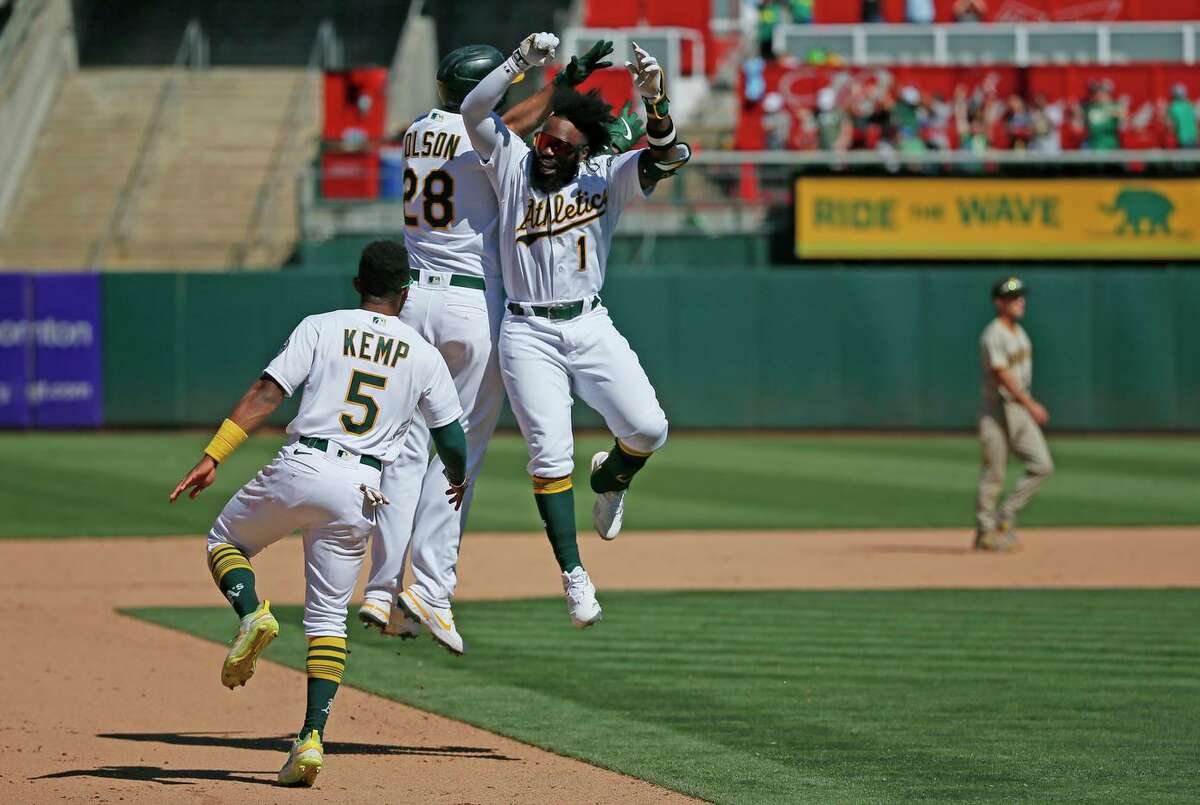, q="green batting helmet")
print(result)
[436,44,516,112]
